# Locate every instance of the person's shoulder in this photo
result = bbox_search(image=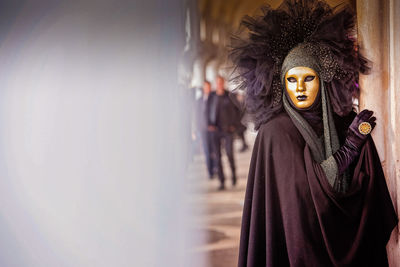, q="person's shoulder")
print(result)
[257,112,302,142]
[207,92,216,101]
[258,112,295,135]
[256,112,304,150]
